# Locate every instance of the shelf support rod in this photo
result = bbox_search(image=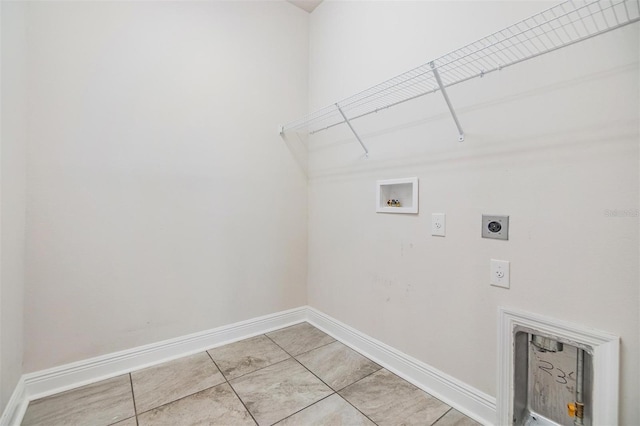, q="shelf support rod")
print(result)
[336,103,369,157]
[430,61,465,142]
